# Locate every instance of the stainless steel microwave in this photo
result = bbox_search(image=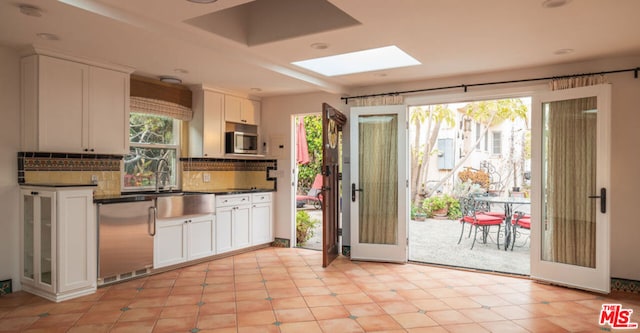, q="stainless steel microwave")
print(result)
[225,131,258,154]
